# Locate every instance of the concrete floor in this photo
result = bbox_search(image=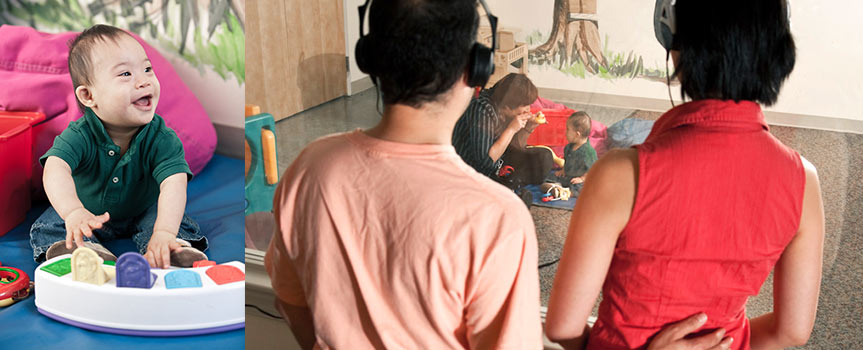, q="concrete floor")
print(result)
[255,89,863,349]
